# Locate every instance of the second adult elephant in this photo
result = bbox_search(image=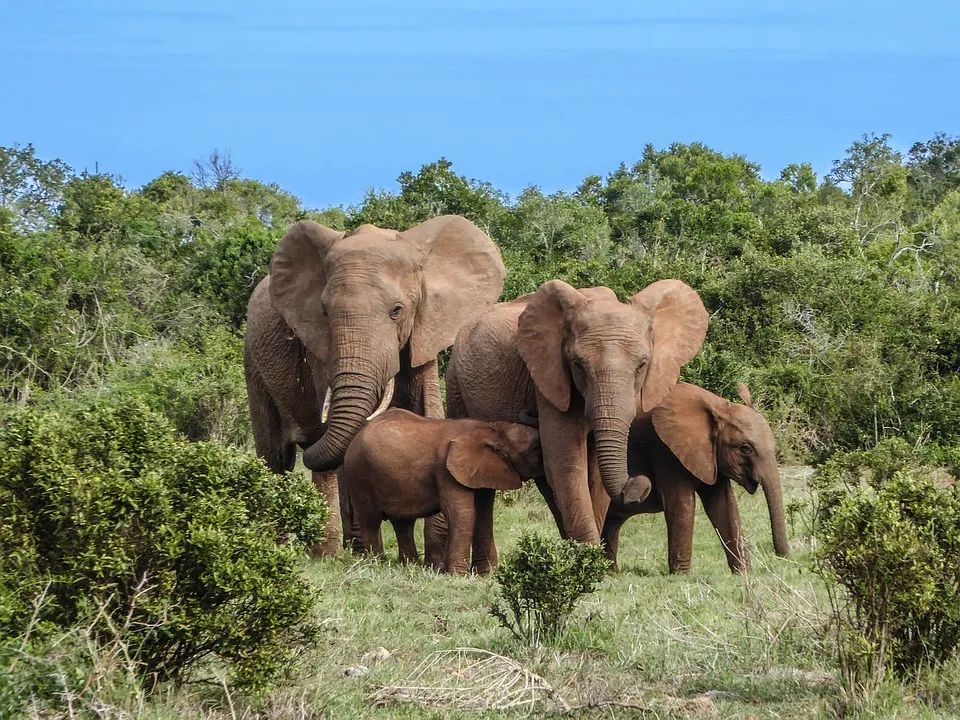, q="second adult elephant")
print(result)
[244,216,505,555]
[446,279,708,544]
[602,382,790,573]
